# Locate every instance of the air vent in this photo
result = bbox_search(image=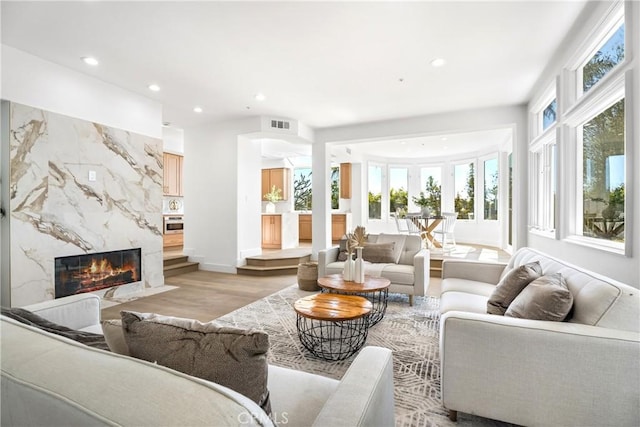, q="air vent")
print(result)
[270,119,291,130]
